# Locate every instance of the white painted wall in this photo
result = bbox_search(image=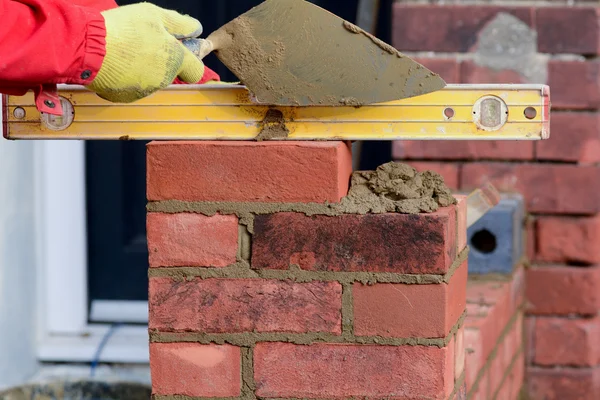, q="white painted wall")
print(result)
[0,137,39,389]
[0,102,148,390]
